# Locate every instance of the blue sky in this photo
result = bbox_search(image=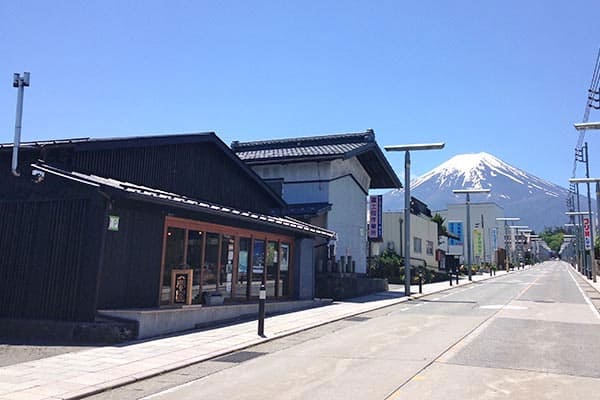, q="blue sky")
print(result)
[1,1,599,187]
